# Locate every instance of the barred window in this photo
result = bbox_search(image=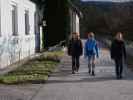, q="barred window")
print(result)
[11,5,18,36]
[25,10,30,35]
